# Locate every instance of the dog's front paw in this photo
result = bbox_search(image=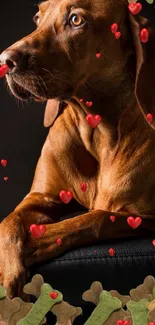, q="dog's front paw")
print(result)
[0,214,28,299]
